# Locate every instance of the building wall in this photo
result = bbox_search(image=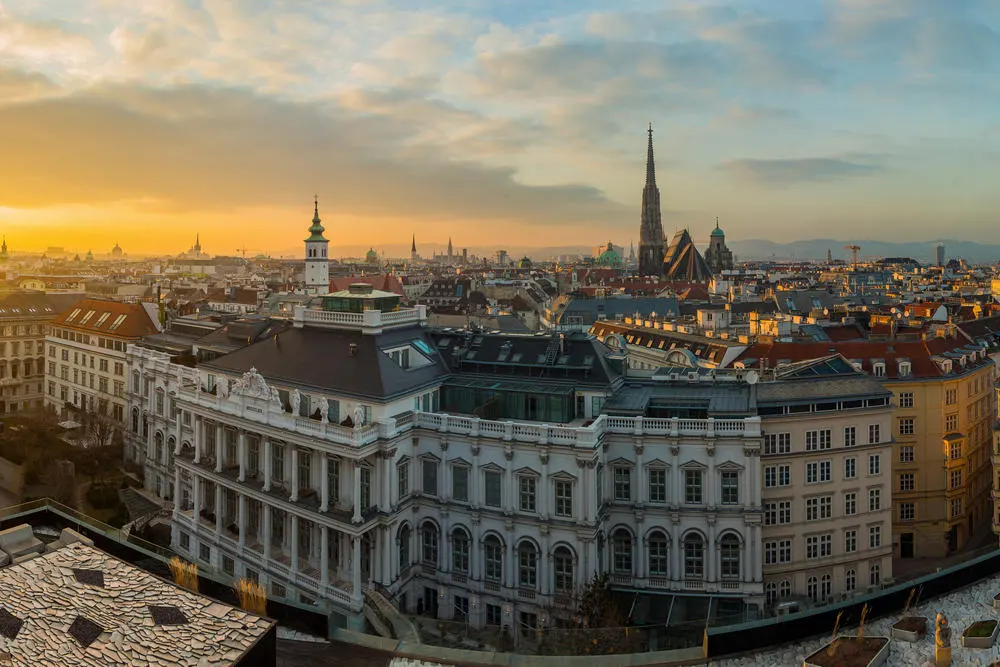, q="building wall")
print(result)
[44,325,130,424]
[0,316,48,414]
[761,404,893,606]
[889,364,996,560]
